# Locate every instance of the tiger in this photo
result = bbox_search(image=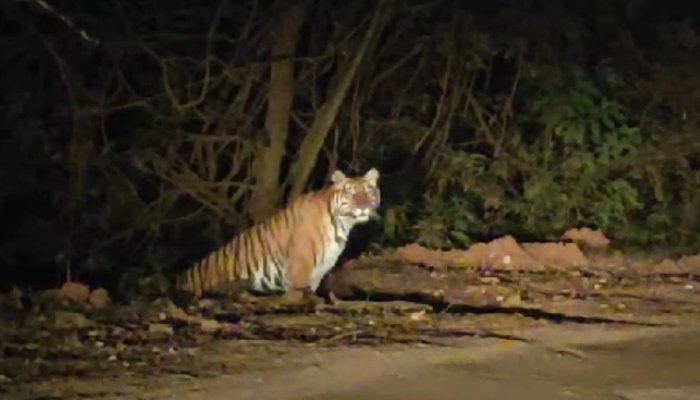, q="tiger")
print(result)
[175,167,381,302]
